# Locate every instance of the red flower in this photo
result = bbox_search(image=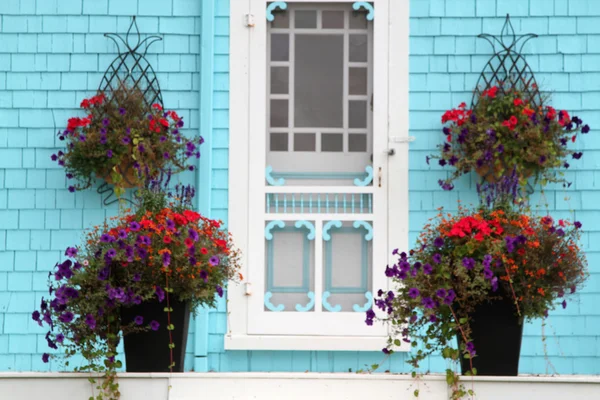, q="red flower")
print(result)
[558,110,571,127]
[215,239,227,249]
[183,210,202,223]
[80,99,90,108]
[173,214,188,226]
[446,134,452,142]
[184,238,194,248]
[168,110,180,121]
[152,103,163,111]
[502,115,518,130]
[200,247,208,255]
[159,118,169,128]
[458,102,466,109]
[163,236,172,244]
[572,135,576,143]
[482,86,498,98]
[513,98,523,107]
[546,106,557,120]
